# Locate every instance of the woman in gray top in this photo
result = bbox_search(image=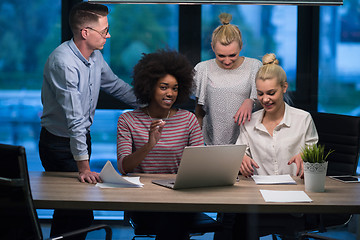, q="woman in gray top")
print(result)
[194,12,261,145]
